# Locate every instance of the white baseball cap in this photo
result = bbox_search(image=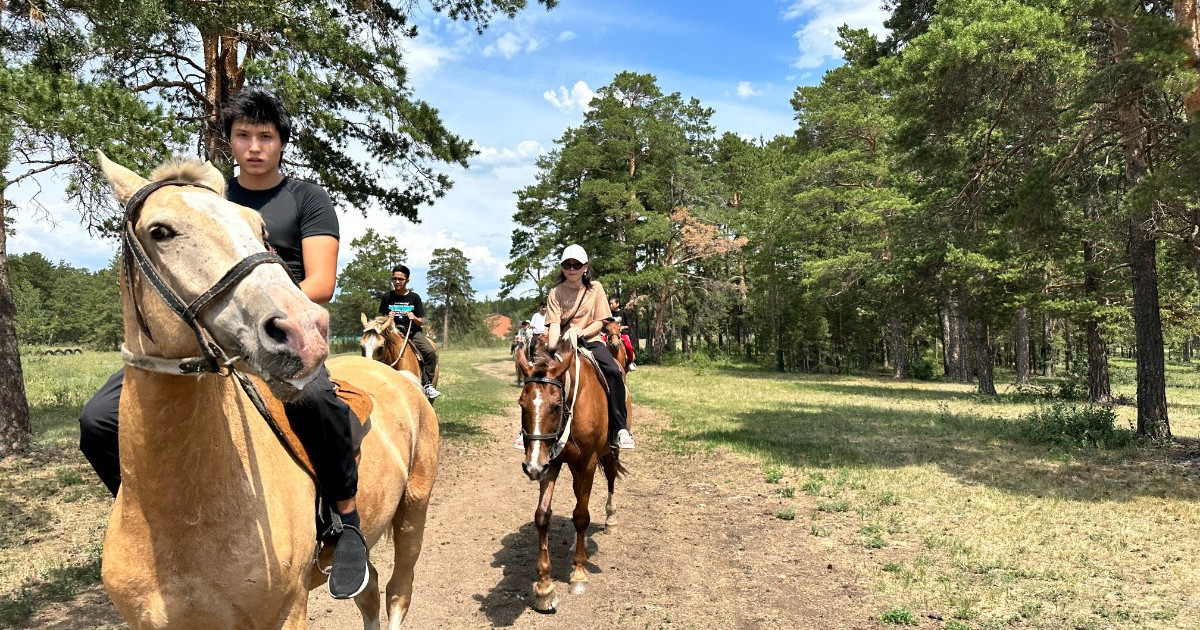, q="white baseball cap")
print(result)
[560,244,589,264]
